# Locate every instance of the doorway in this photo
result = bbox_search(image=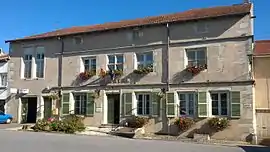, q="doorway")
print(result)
[107,94,120,124]
[0,100,5,113]
[21,97,37,123]
[43,97,52,120]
